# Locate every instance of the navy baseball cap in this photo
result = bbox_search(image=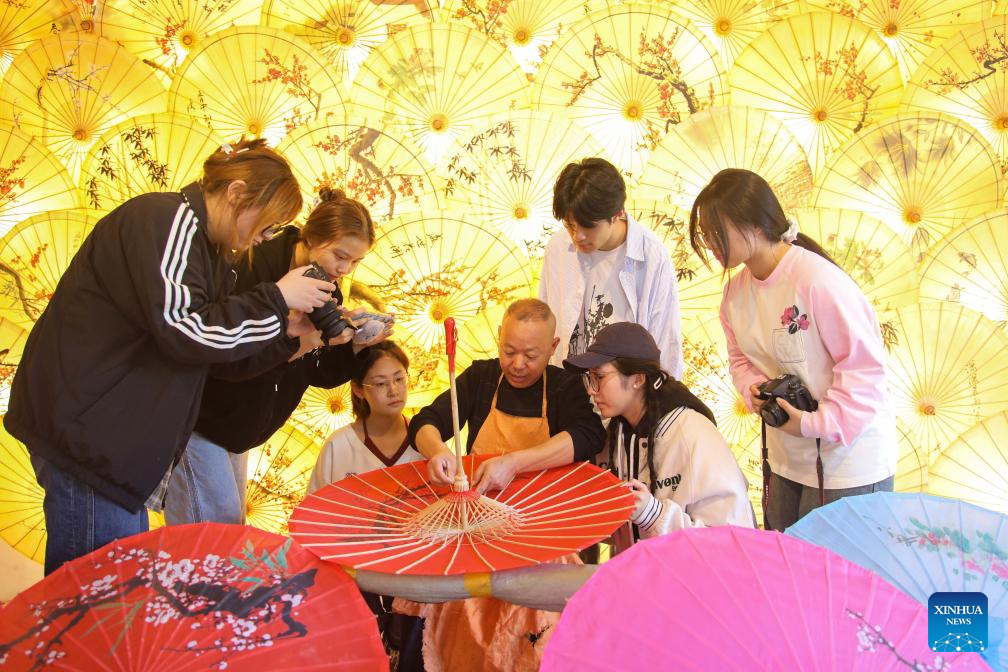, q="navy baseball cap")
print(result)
[563,322,661,371]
